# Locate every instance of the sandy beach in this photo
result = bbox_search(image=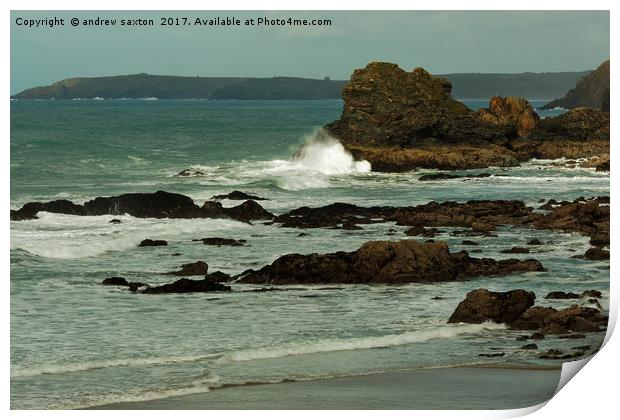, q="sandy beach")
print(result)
[91,366,561,410]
